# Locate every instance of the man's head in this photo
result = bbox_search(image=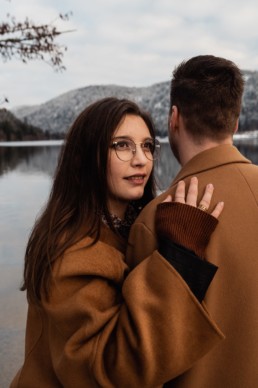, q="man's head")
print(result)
[169,55,245,148]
